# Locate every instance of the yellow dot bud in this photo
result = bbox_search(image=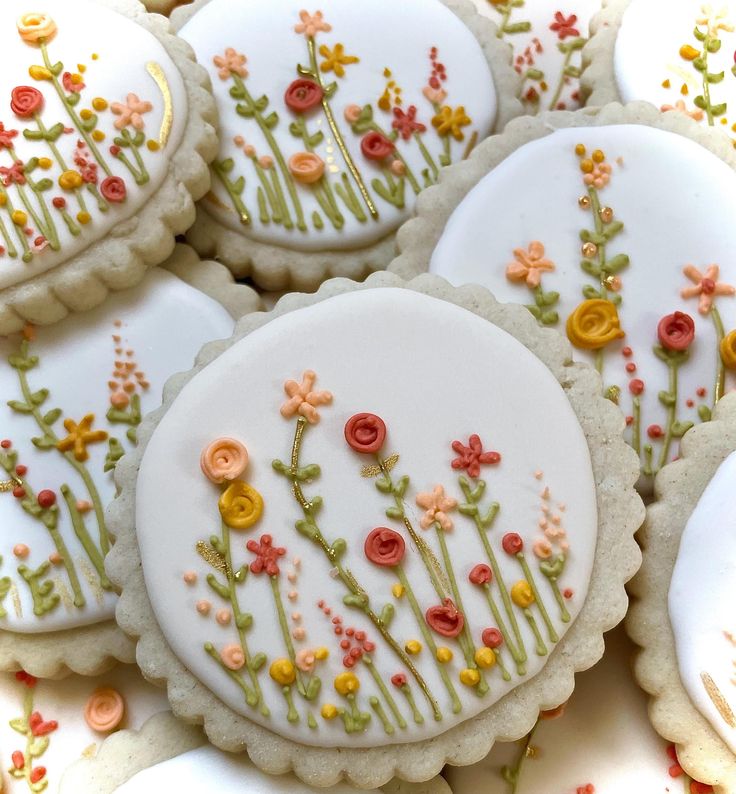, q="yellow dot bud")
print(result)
[679,44,700,61]
[92,97,108,111]
[321,703,338,720]
[314,646,329,661]
[579,159,593,174]
[459,668,480,687]
[92,130,105,142]
[392,584,405,599]
[80,109,93,120]
[71,73,83,85]
[38,157,52,170]
[436,647,453,663]
[334,672,360,696]
[28,65,52,81]
[592,149,605,164]
[405,640,422,655]
[78,63,87,74]
[511,580,535,609]
[11,210,27,226]
[269,658,296,686]
[147,139,161,152]
[574,143,586,156]
[77,212,91,225]
[474,647,497,669]
[58,170,83,191]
